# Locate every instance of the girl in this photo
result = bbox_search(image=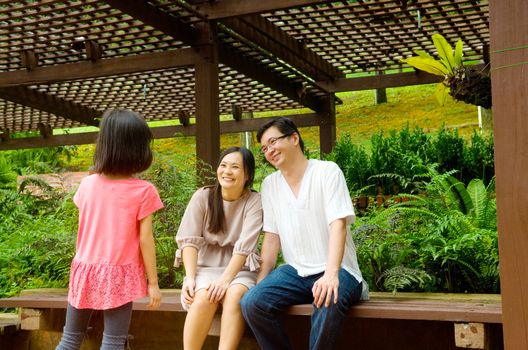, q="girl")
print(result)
[56,109,164,350]
[175,147,262,350]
